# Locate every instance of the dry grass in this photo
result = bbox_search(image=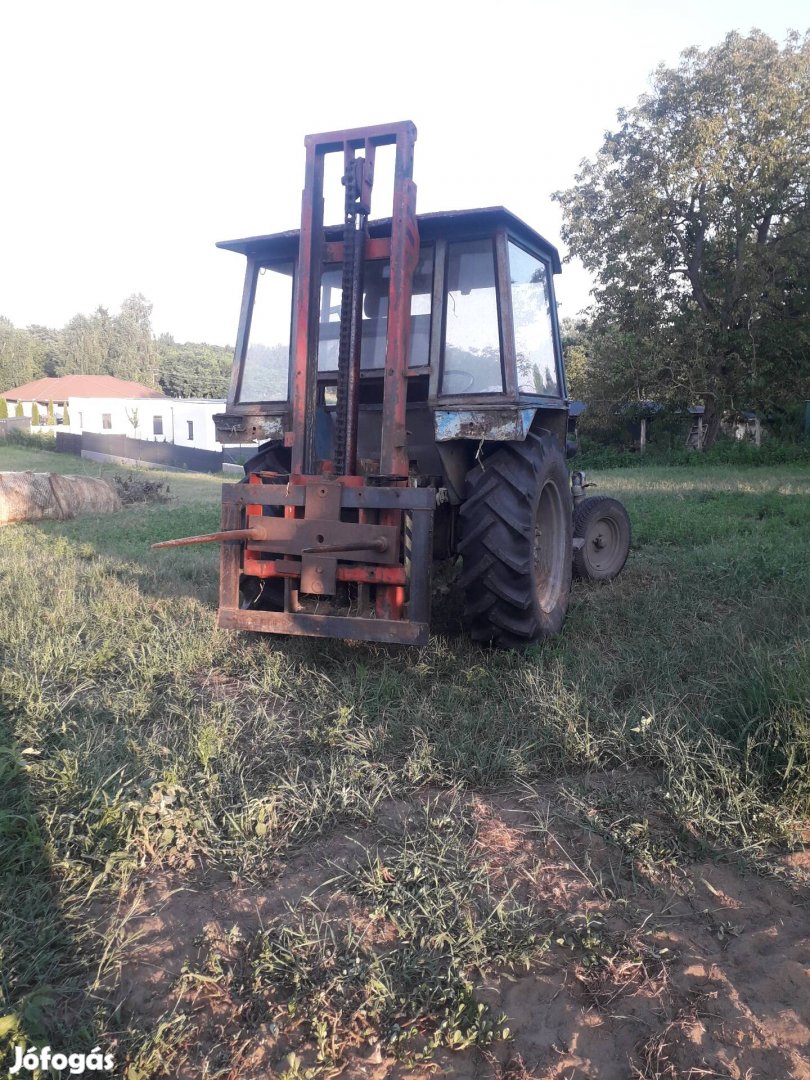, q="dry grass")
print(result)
[1,445,809,1077]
